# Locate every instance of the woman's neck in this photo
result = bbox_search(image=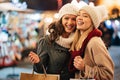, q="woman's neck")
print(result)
[62,32,71,38]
